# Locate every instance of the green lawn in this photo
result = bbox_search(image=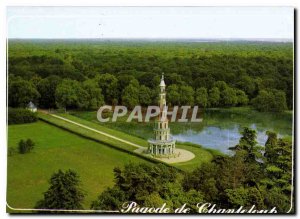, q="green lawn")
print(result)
[56,113,148,148]
[174,143,221,171]
[7,112,217,211]
[39,113,142,152]
[49,112,215,171]
[7,121,150,211]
